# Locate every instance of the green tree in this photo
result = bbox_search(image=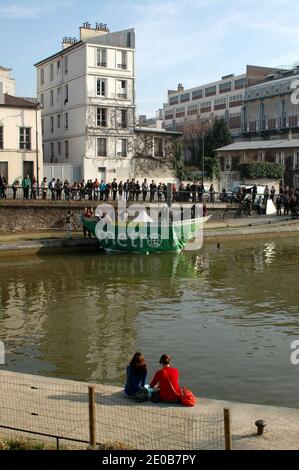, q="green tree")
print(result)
[174,138,186,180]
[204,118,232,179]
